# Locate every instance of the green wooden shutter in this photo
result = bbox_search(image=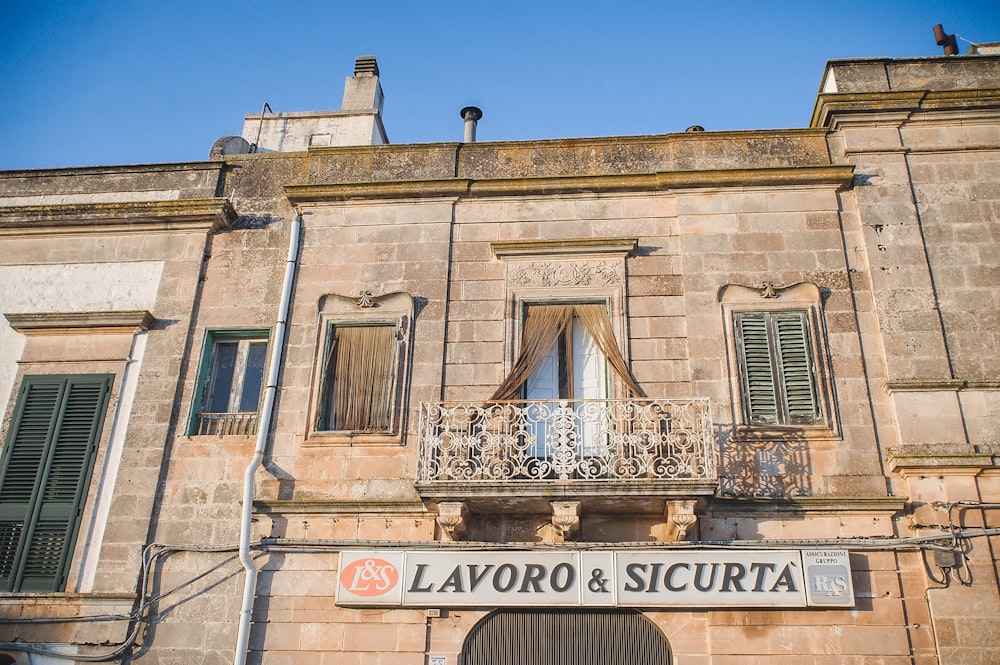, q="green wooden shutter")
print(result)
[735,312,779,424]
[0,375,111,592]
[735,311,821,426]
[774,312,820,424]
